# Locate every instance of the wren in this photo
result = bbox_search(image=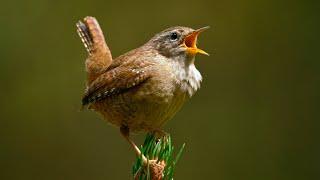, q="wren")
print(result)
[76,16,208,159]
